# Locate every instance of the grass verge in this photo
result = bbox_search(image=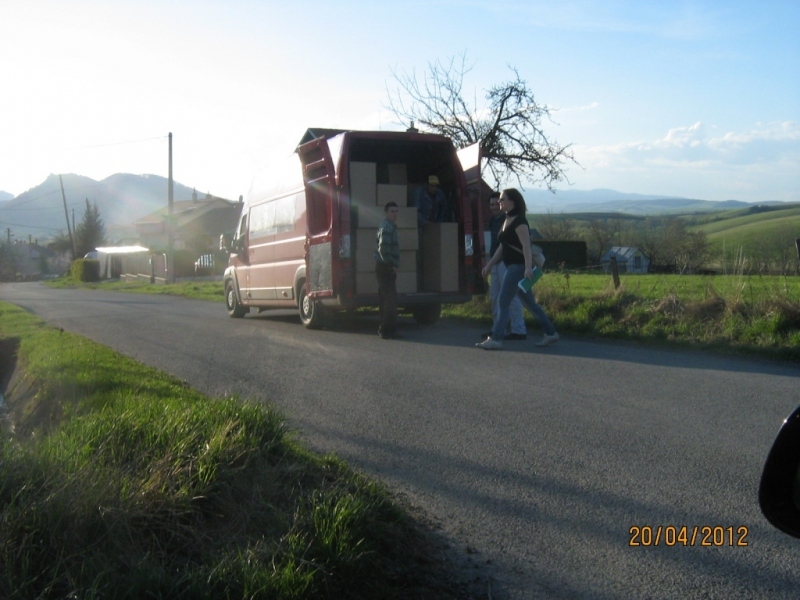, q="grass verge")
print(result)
[444,272,800,362]
[0,302,474,599]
